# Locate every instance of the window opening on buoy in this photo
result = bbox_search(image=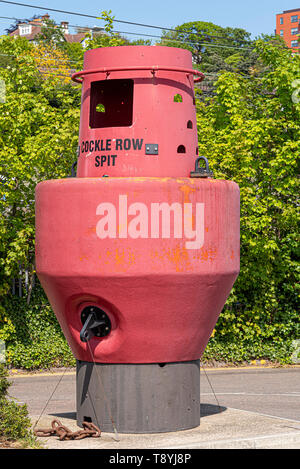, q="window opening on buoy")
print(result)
[177,145,186,153]
[90,79,134,129]
[96,103,105,113]
[174,93,183,103]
